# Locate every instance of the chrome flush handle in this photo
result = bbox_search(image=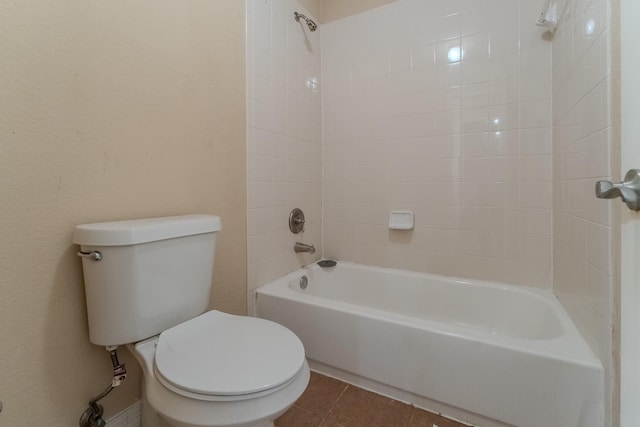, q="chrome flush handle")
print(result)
[77,251,102,261]
[595,169,640,211]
